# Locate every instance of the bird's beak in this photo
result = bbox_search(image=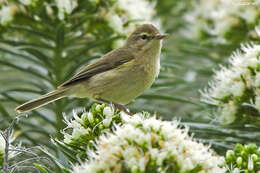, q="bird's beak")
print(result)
[155,34,168,40]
